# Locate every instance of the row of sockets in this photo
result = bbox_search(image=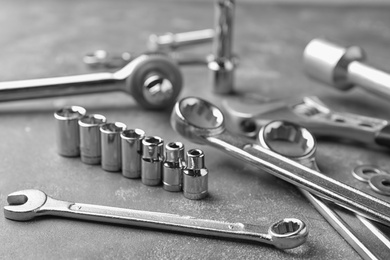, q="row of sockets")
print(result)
[54,106,208,200]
